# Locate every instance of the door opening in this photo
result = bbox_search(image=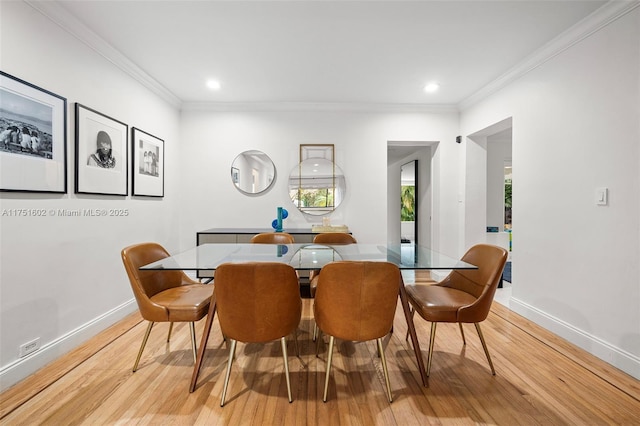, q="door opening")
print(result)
[401,160,418,246]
